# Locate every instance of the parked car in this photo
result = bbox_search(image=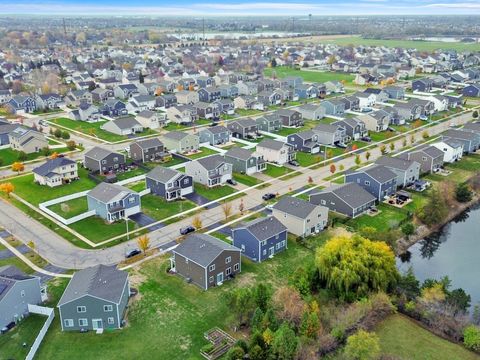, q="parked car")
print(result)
[125,249,141,258]
[262,193,276,201]
[419,115,428,121]
[361,136,372,142]
[180,226,196,235]
[1,322,15,334]
[288,160,300,166]
[337,143,347,149]
[227,179,238,186]
[361,107,373,113]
